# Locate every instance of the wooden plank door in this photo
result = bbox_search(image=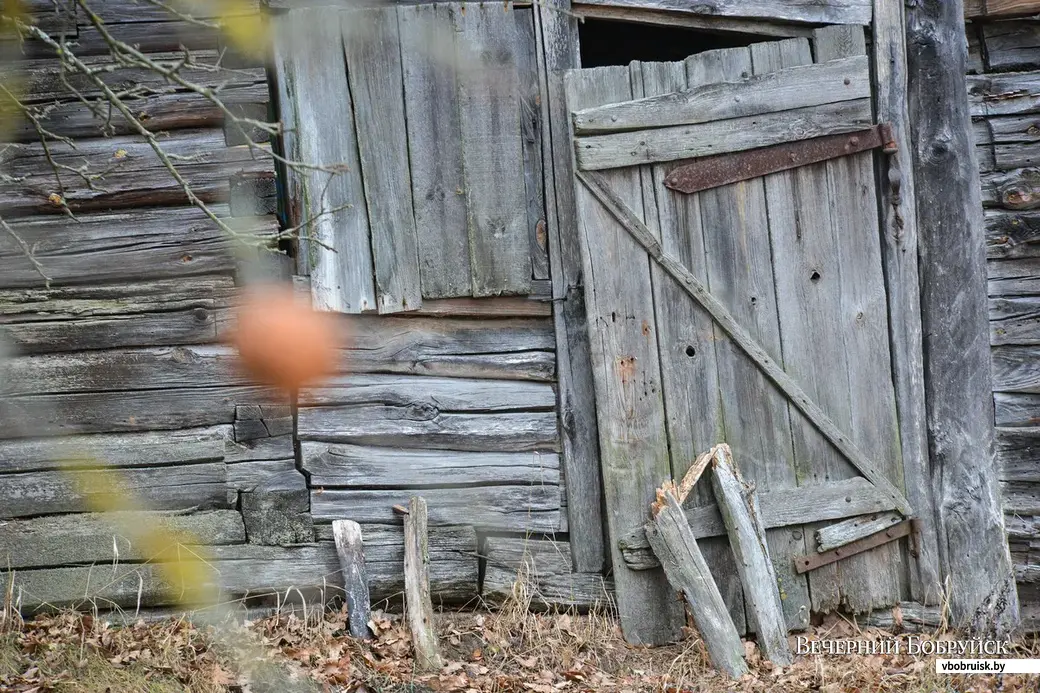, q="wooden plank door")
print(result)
[565,27,913,645]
